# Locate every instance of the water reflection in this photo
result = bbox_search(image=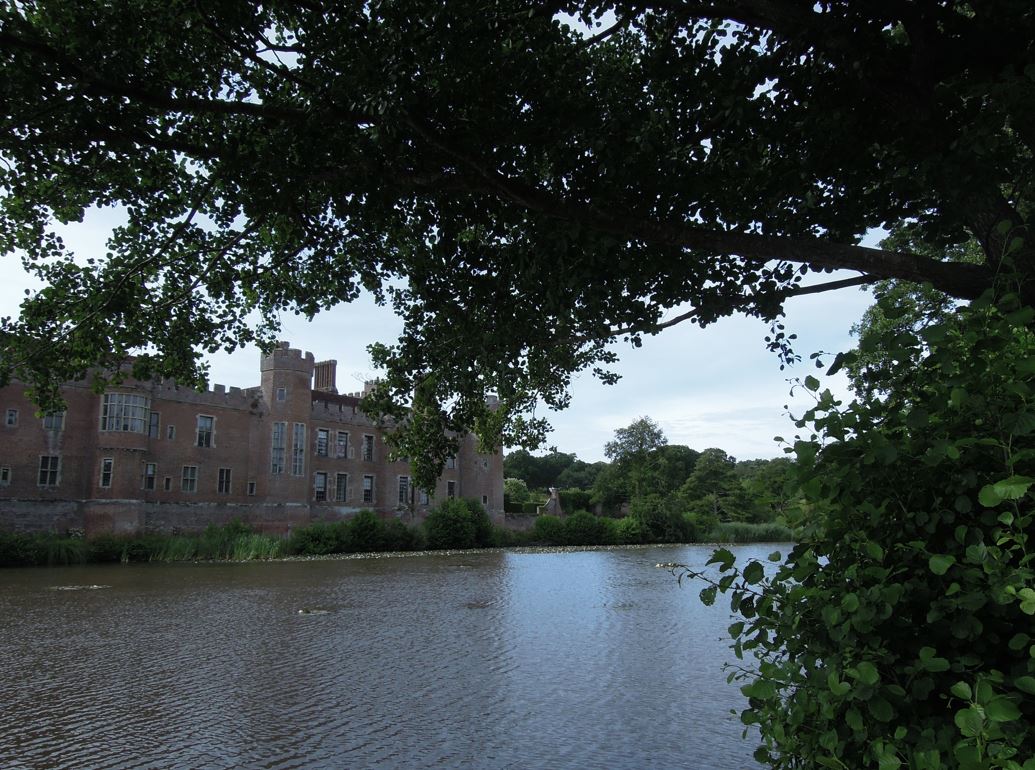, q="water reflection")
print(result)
[0,545,777,769]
